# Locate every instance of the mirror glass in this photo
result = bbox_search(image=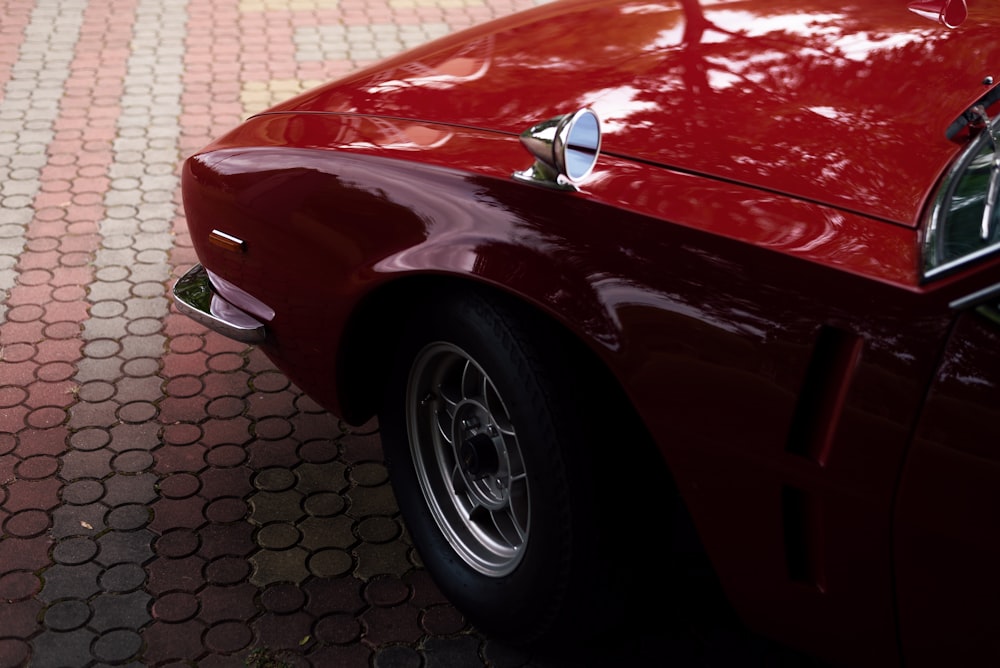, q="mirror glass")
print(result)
[562,110,600,183]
